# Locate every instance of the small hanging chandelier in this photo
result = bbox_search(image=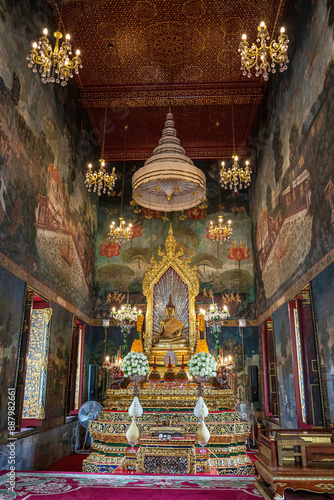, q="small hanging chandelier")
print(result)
[27,18,82,85]
[239,21,289,81]
[207,178,232,243]
[220,43,251,193]
[220,156,251,193]
[85,158,117,196]
[111,303,141,326]
[201,303,230,324]
[85,46,117,196]
[207,215,232,242]
[108,126,134,246]
[109,218,133,245]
